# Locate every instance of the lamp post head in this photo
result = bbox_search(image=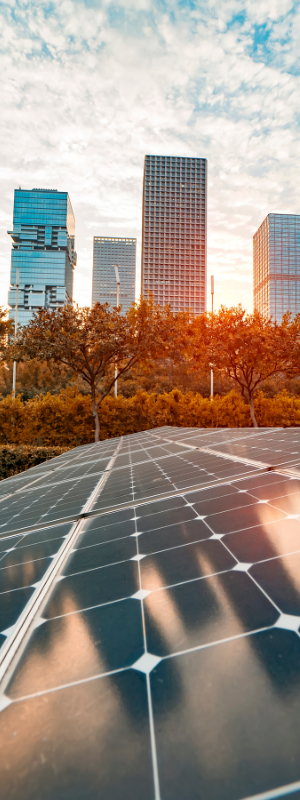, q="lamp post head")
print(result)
[114,265,120,285]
